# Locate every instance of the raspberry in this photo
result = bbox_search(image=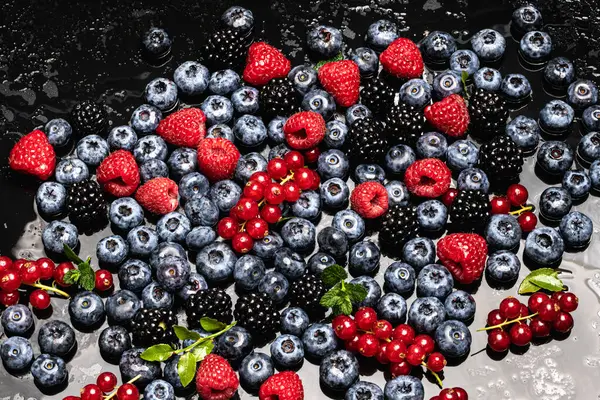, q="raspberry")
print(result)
[8,130,56,180]
[156,107,206,148]
[380,38,424,79]
[284,111,326,150]
[197,138,241,182]
[436,233,488,285]
[96,150,140,197]
[196,354,239,400]
[243,42,291,86]
[135,177,179,215]
[404,158,452,198]
[259,371,304,400]
[424,94,470,138]
[350,181,389,219]
[318,60,361,107]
